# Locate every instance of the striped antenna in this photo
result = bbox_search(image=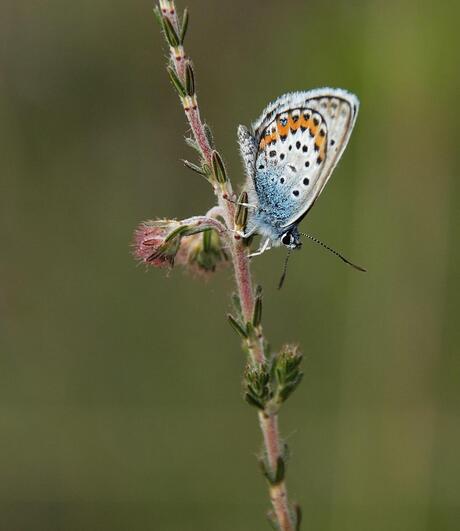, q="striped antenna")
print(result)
[300,232,367,272]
